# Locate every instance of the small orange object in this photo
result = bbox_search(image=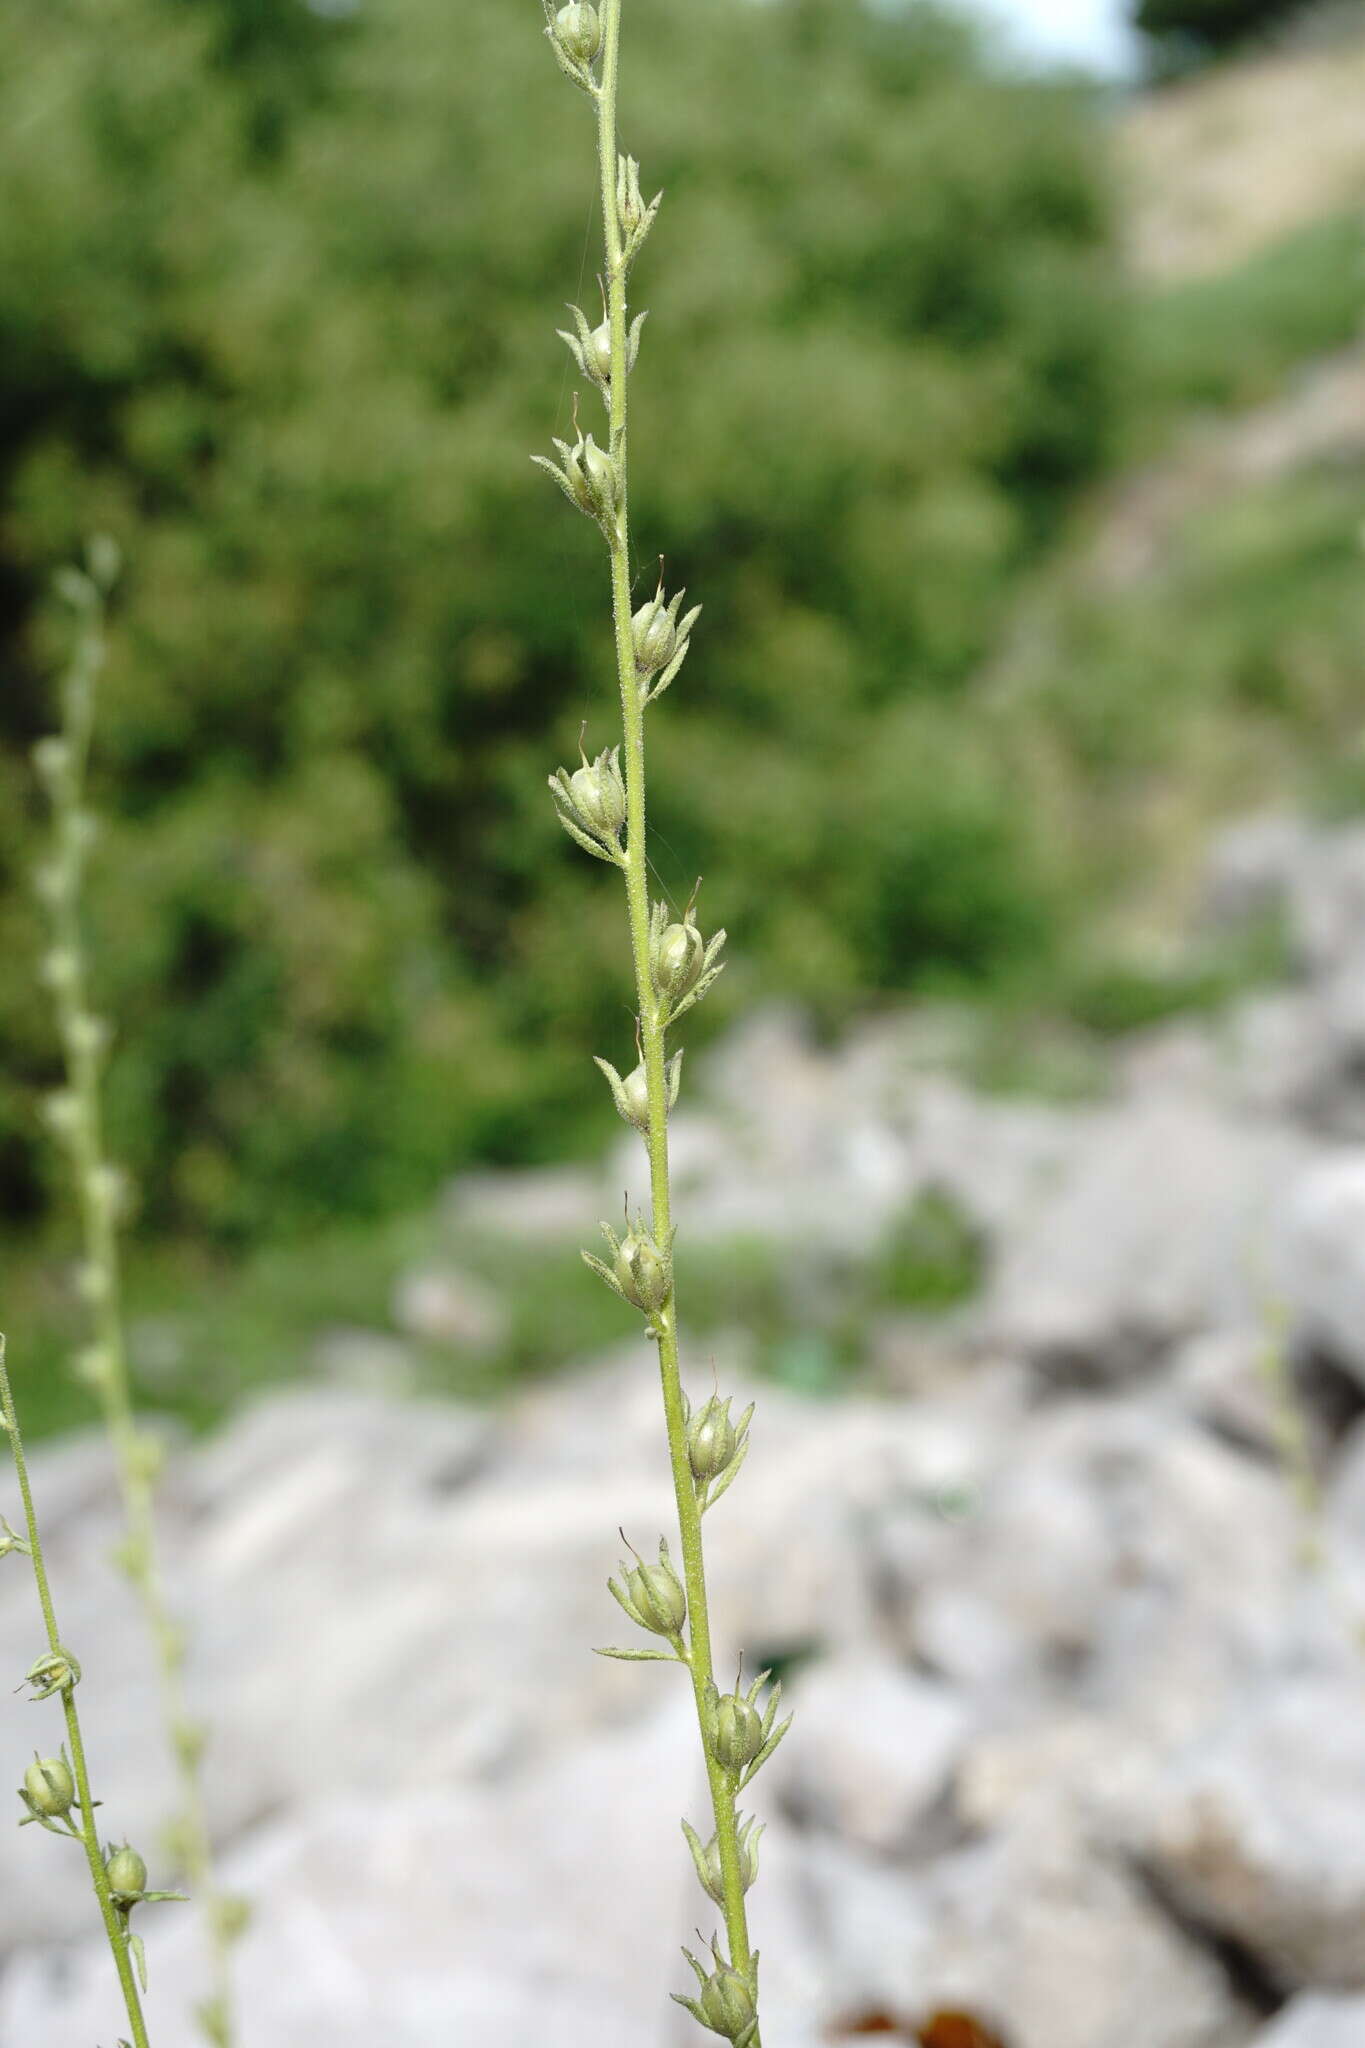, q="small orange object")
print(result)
[917,2010,1009,2048]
